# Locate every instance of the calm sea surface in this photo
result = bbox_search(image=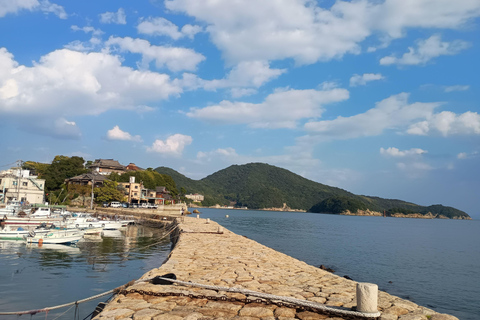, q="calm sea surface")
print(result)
[197,208,480,320]
[0,225,171,320]
[1,211,478,320]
